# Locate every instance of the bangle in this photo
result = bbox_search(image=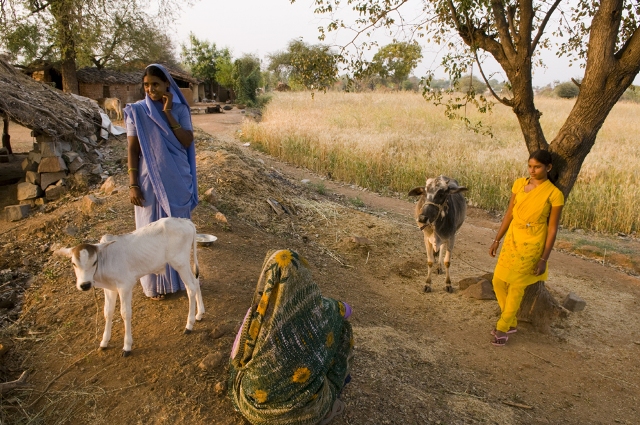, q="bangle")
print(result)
[164,109,172,112]
[129,185,139,189]
[492,239,500,244]
[539,258,548,262]
[171,123,181,130]
[127,168,138,174]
